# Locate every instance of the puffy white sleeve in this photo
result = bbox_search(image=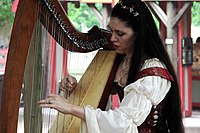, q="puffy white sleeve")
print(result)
[80,58,171,133]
